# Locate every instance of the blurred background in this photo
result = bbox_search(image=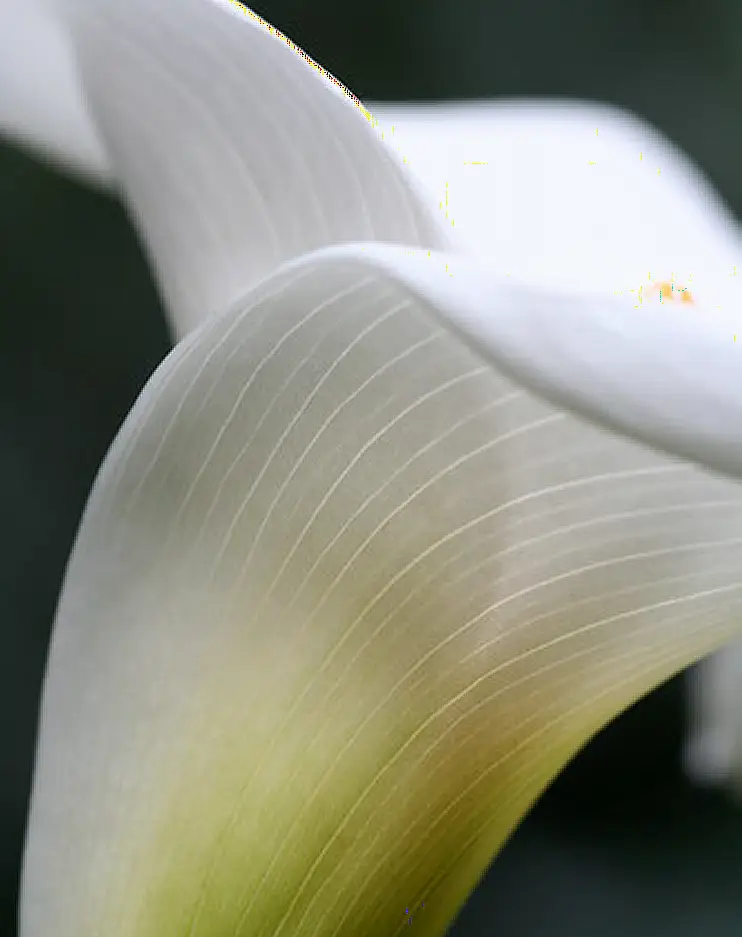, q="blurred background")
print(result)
[3,0,742,934]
